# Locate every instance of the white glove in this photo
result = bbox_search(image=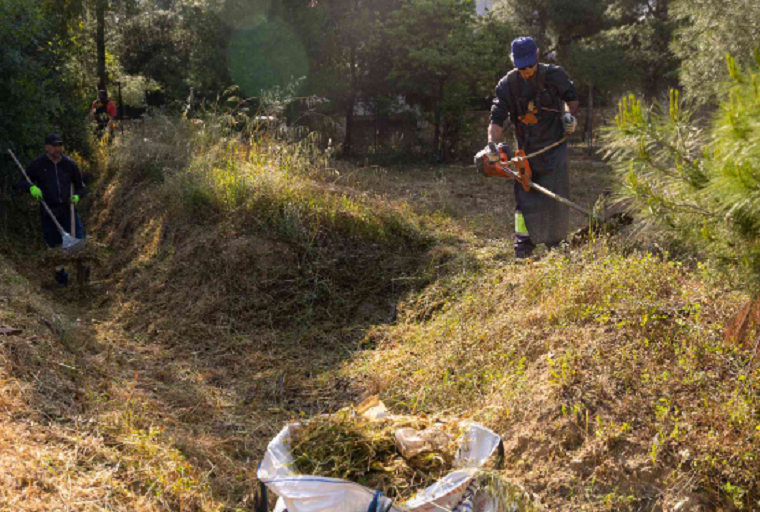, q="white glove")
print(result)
[486,142,501,163]
[563,113,577,134]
